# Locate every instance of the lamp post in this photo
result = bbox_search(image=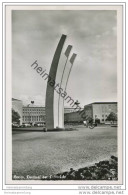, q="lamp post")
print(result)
[27,101,34,126]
